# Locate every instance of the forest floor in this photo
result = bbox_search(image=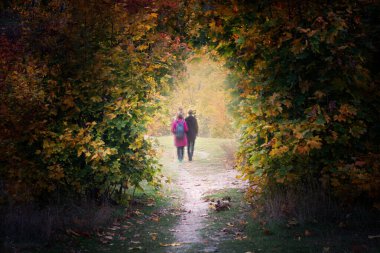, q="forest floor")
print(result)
[37,136,380,253]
